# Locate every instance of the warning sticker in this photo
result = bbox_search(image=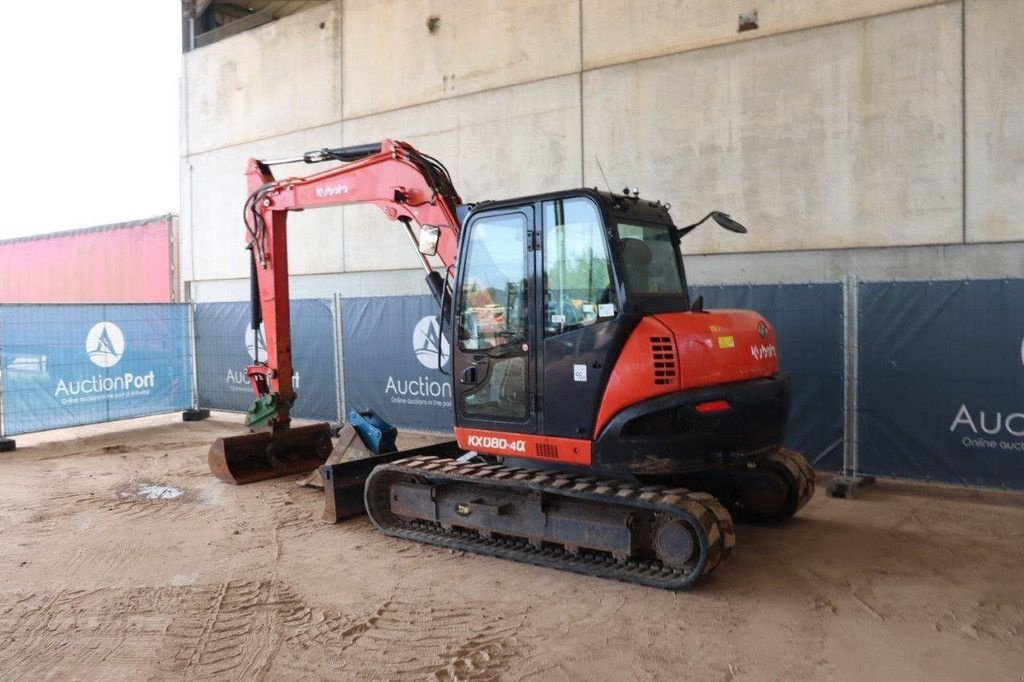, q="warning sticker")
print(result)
[717,336,735,349]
